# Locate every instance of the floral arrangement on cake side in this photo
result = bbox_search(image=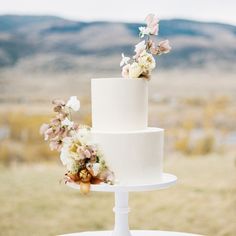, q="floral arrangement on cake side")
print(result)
[120,13,171,80]
[40,96,114,194]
